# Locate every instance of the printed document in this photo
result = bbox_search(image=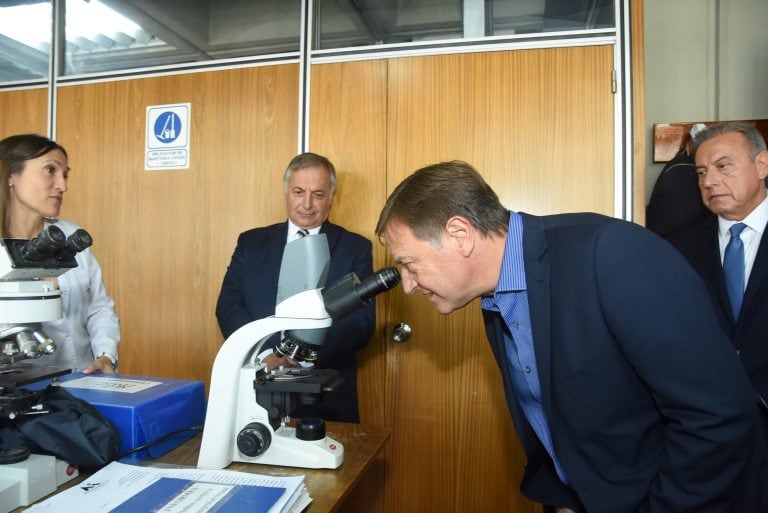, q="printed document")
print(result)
[24,461,311,513]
